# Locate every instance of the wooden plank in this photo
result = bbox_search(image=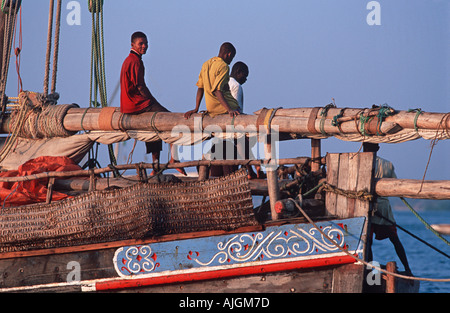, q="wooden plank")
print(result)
[325,153,340,216]
[355,152,375,218]
[111,268,335,293]
[347,153,360,218]
[335,153,349,218]
[332,263,365,293]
